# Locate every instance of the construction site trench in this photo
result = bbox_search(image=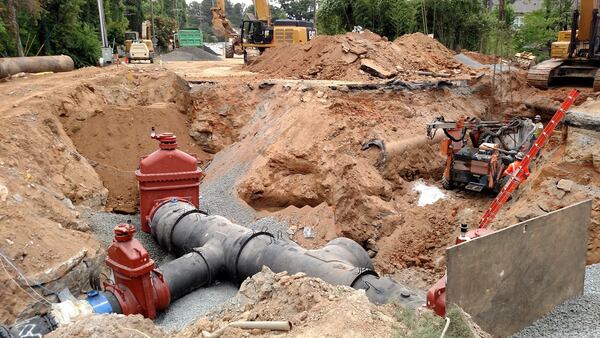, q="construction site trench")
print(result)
[1,33,599,337]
